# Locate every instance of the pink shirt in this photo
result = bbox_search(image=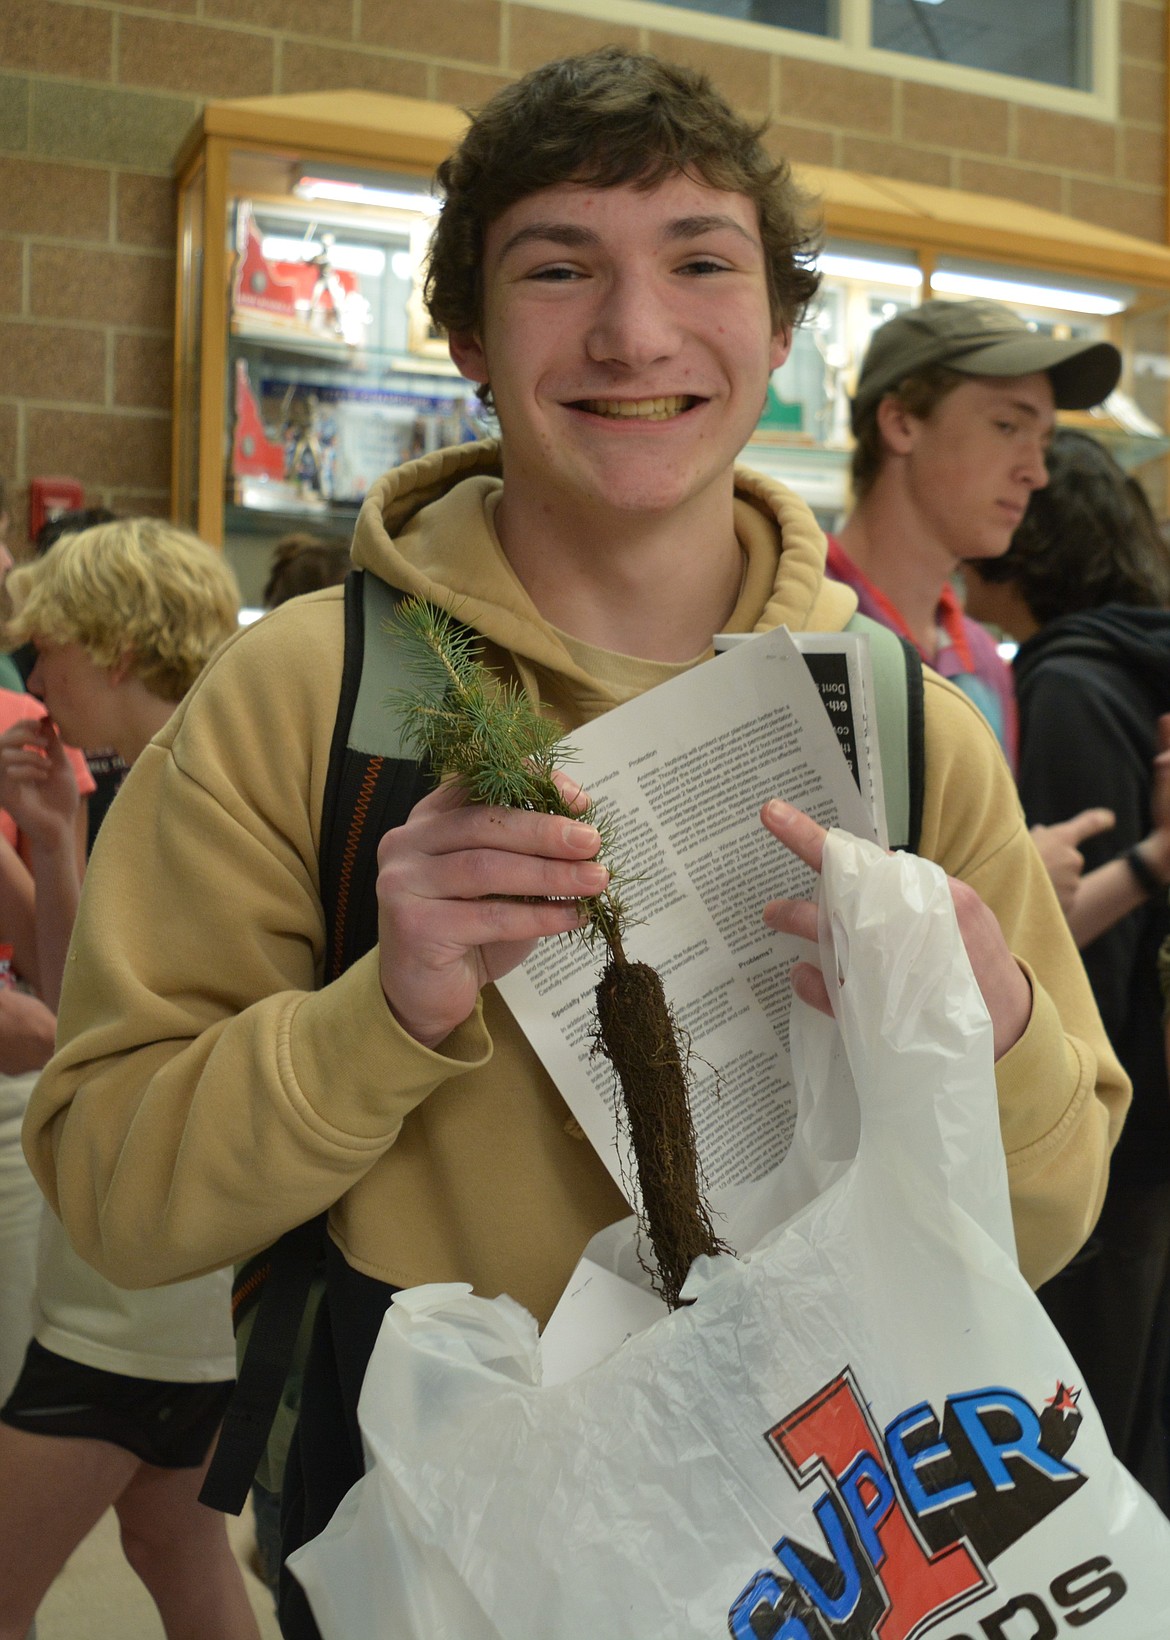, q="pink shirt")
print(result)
[825,537,1019,775]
